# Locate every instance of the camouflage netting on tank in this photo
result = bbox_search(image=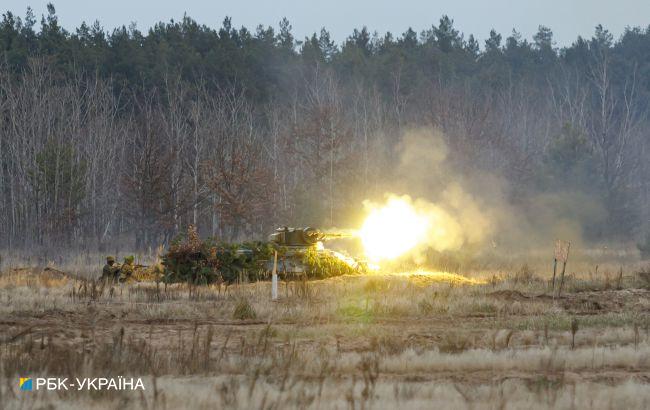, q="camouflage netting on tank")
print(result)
[162,226,272,285]
[301,247,361,279]
[162,226,362,284]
